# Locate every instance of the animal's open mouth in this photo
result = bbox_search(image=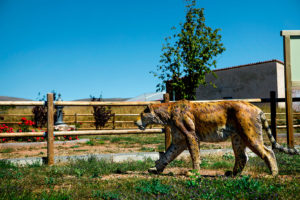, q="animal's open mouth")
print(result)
[137,125,145,130]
